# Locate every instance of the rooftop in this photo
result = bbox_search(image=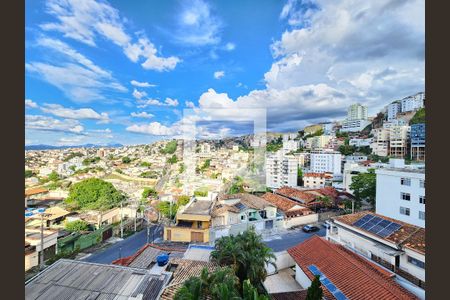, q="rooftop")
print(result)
[333,211,425,255]
[181,199,213,215]
[25,259,170,300]
[261,192,306,213]
[220,193,275,210]
[287,236,418,300]
[25,188,49,197]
